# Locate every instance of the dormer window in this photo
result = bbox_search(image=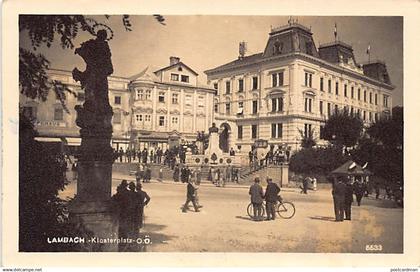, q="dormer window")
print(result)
[171,73,179,81]
[181,75,189,83]
[178,66,183,72]
[273,40,283,55]
[305,42,313,56]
